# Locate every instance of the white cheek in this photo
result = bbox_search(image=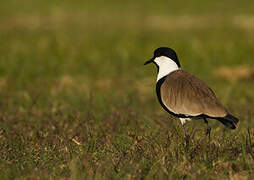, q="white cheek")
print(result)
[154,56,172,67]
[155,56,180,81]
[154,58,162,66]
